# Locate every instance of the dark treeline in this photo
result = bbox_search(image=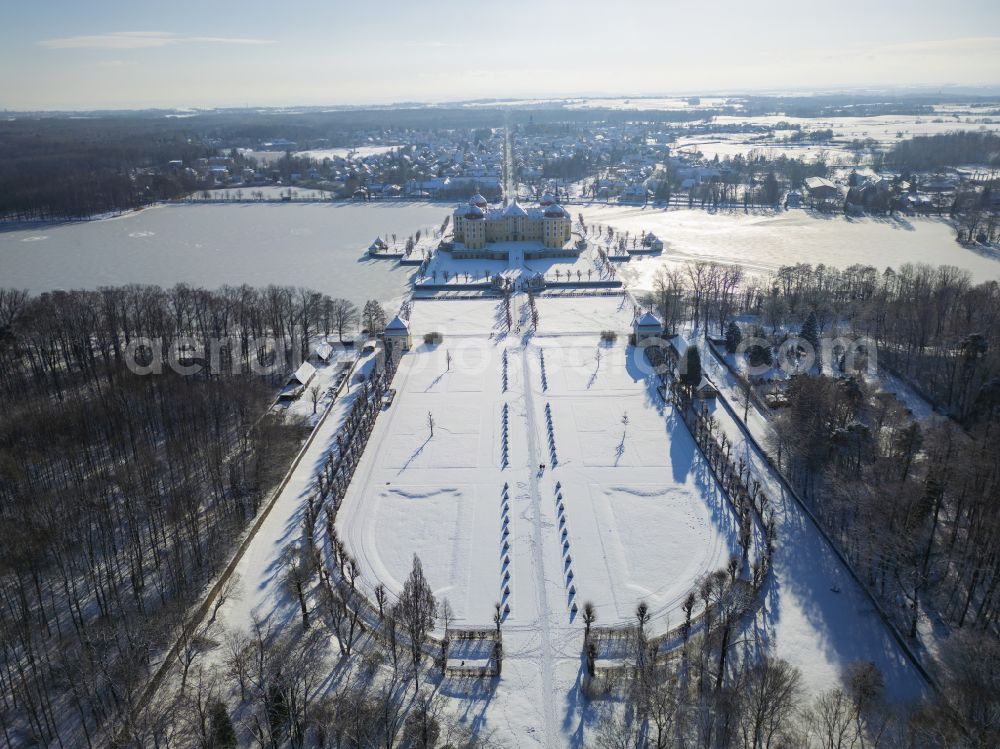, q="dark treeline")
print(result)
[645,260,1000,421]
[0,284,366,746]
[757,262,1000,421]
[887,131,1000,172]
[667,154,829,207]
[0,117,214,219]
[589,602,999,748]
[741,93,944,118]
[542,149,606,181]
